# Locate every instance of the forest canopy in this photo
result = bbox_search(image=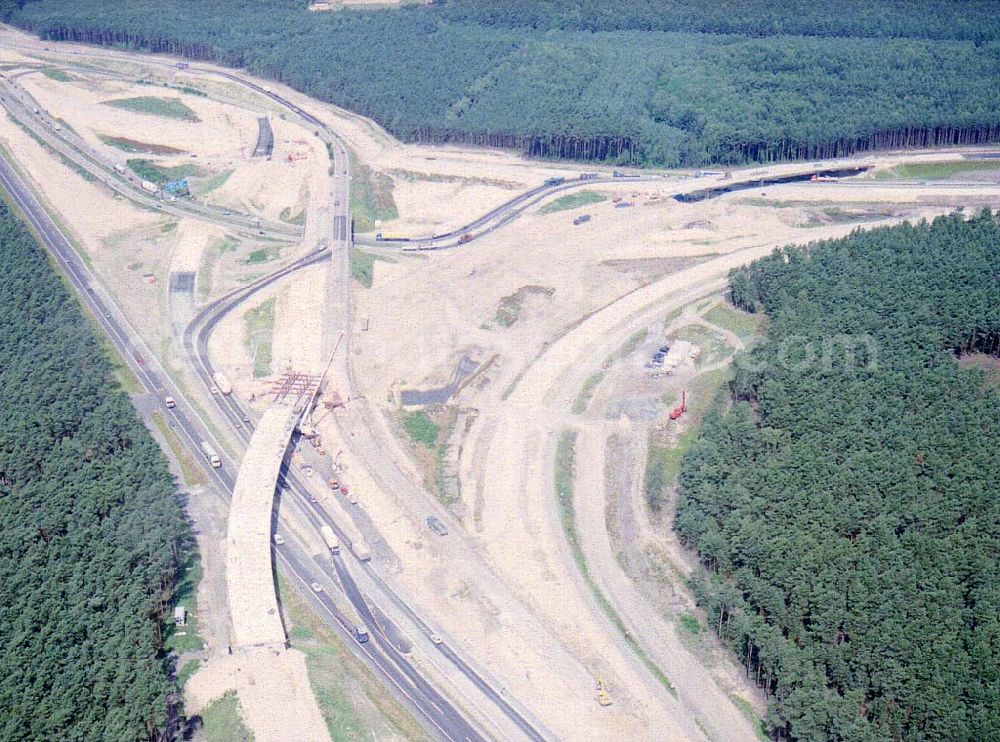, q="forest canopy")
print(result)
[6,0,1000,165]
[0,199,188,741]
[676,211,1000,740]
